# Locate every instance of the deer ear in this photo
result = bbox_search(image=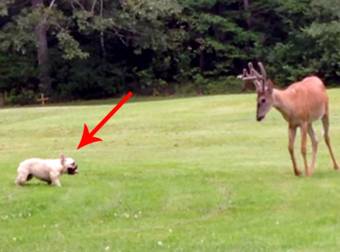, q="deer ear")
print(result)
[60,154,65,166]
[267,79,274,93]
